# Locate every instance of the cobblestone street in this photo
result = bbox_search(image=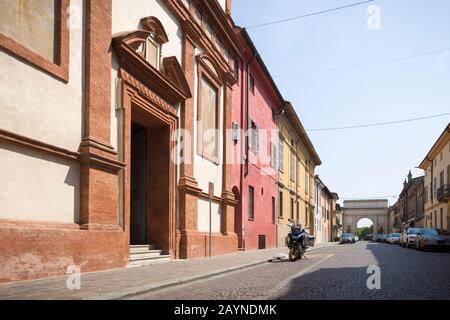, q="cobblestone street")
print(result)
[130,242,450,300]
